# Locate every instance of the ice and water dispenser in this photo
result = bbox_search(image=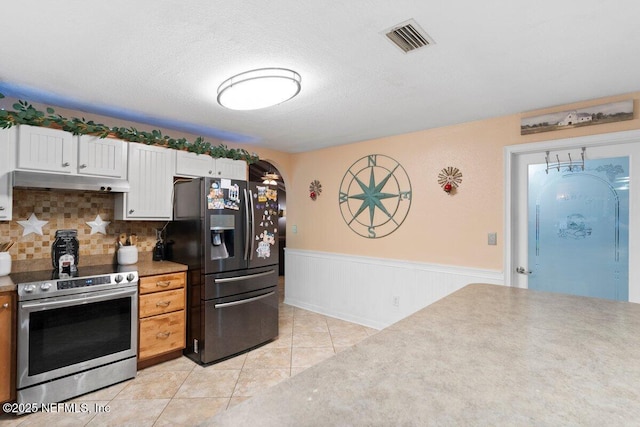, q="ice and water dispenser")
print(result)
[210,214,234,260]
